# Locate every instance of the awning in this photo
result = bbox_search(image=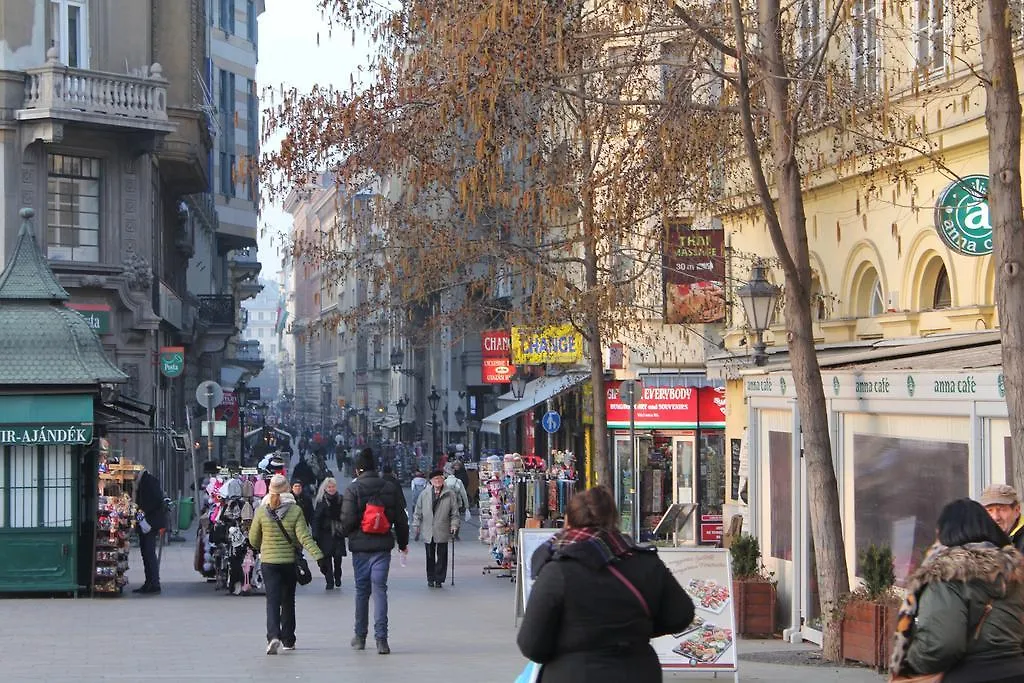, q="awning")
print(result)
[379,417,400,429]
[481,372,589,435]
